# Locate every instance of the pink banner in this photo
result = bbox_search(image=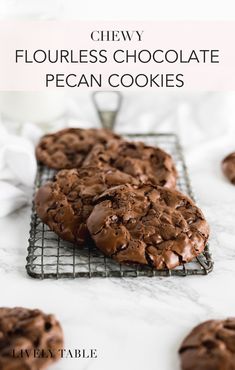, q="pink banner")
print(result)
[0,21,234,90]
